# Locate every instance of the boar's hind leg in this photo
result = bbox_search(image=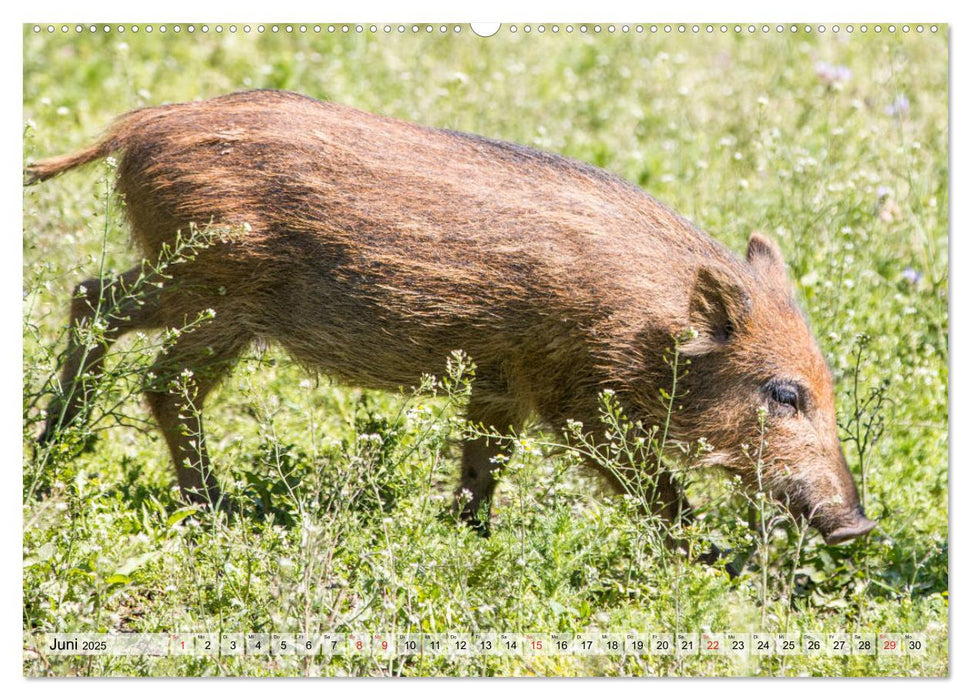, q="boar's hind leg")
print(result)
[144,321,250,509]
[40,267,161,446]
[455,390,523,536]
